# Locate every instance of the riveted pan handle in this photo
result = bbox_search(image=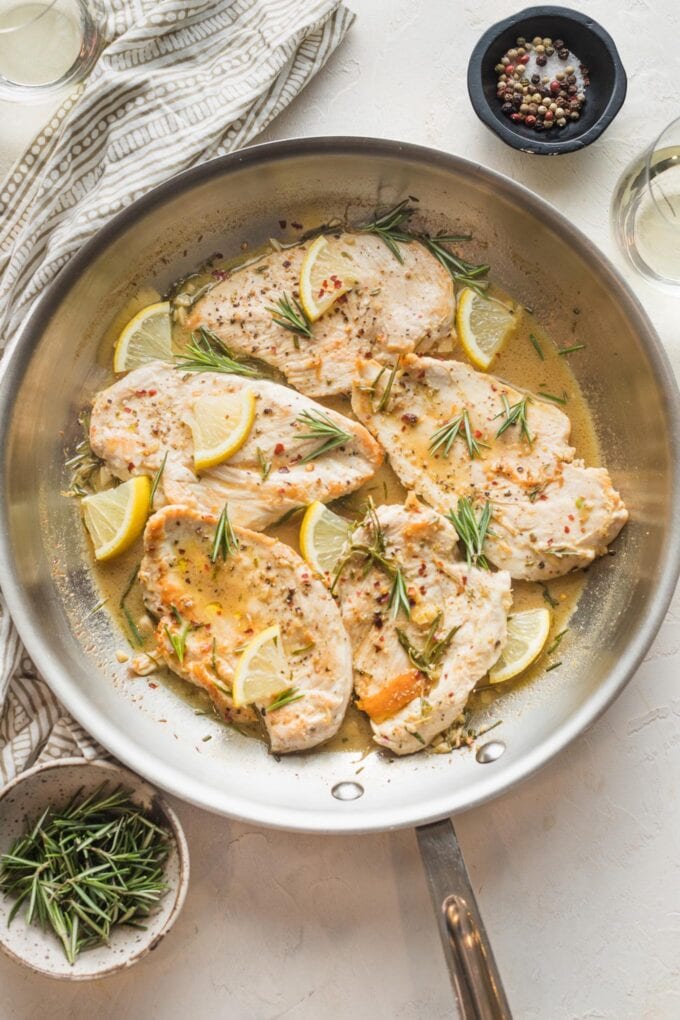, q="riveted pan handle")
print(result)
[416,818,512,1020]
